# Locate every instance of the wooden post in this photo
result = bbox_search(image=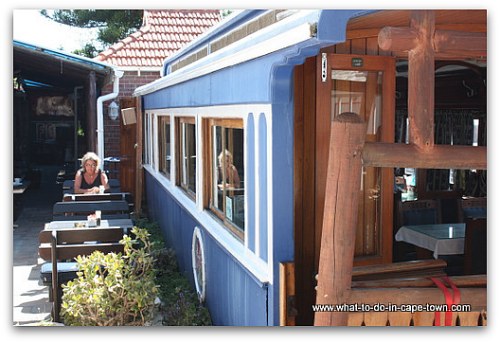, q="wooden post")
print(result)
[280,262,297,326]
[314,112,366,326]
[408,11,435,150]
[87,71,97,153]
[134,96,143,216]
